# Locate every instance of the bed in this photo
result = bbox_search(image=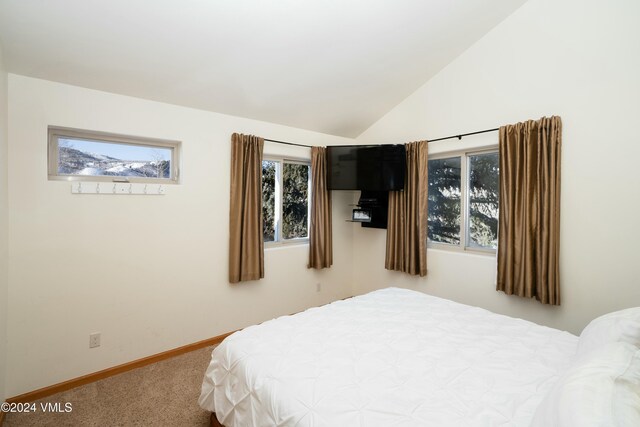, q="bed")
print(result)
[199,287,640,426]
